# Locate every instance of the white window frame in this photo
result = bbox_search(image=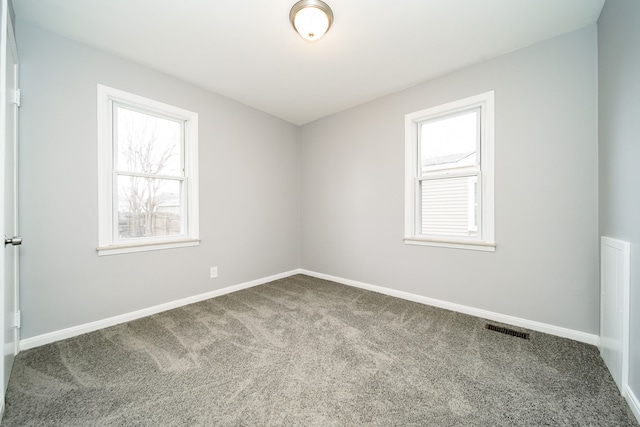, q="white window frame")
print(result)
[404,91,495,252]
[97,84,199,256]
